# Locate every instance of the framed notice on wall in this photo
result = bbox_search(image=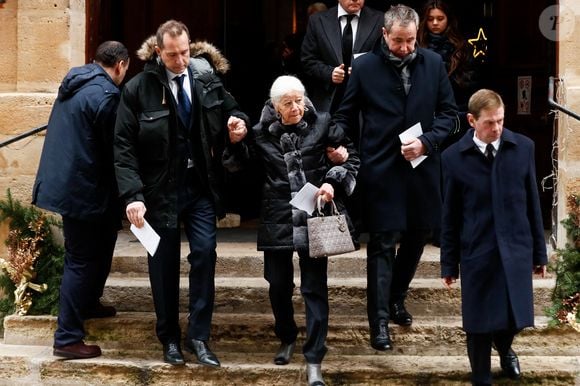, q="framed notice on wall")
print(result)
[517,76,532,115]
